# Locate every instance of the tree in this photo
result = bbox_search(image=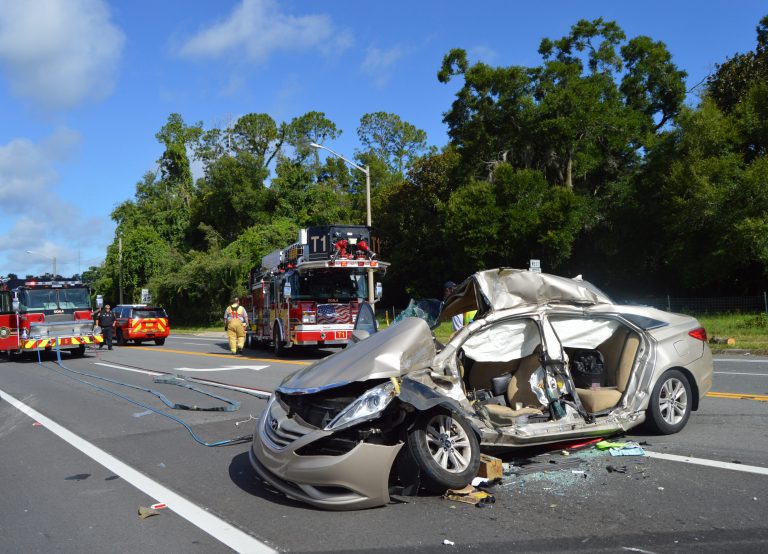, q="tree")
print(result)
[357,112,428,176]
[707,15,768,112]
